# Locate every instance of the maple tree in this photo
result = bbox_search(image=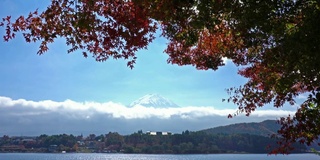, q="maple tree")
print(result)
[1,0,320,154]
